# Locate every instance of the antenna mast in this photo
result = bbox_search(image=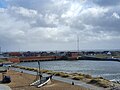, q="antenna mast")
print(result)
[0,46,1,54]
[77,35,79,53]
